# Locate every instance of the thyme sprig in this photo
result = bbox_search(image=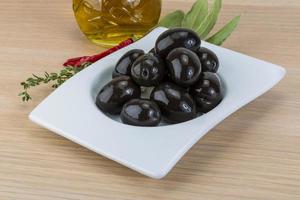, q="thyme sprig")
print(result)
[19,63,90,101]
